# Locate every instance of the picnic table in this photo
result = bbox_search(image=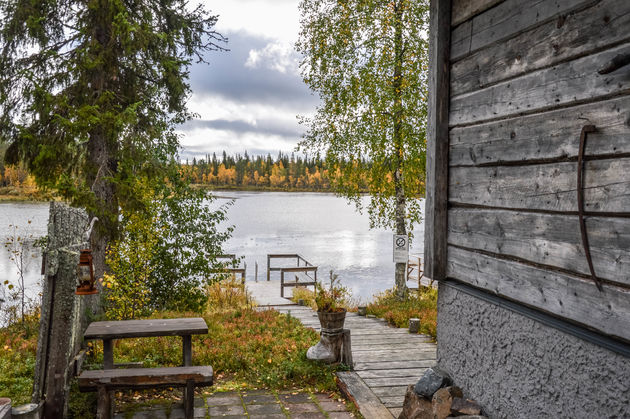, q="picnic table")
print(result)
[83,317,208,368]
[79,317,212,419]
